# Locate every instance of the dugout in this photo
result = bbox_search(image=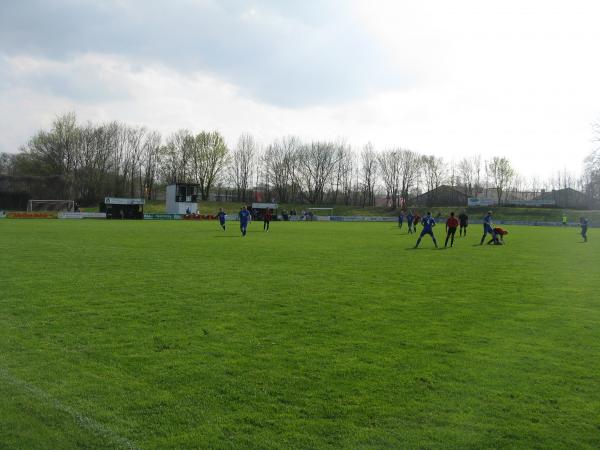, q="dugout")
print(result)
[166,183,199,215]
[100,197,145,219]
[251,202,278,220]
